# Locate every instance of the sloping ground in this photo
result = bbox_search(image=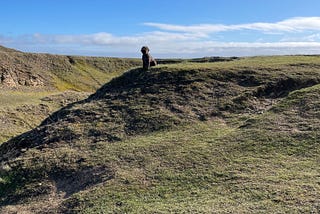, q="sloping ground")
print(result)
[0,46,21,53]
[0,90,90,143]
[0,56,320,213]
[0,45,140,90]
[0,46,140,143]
